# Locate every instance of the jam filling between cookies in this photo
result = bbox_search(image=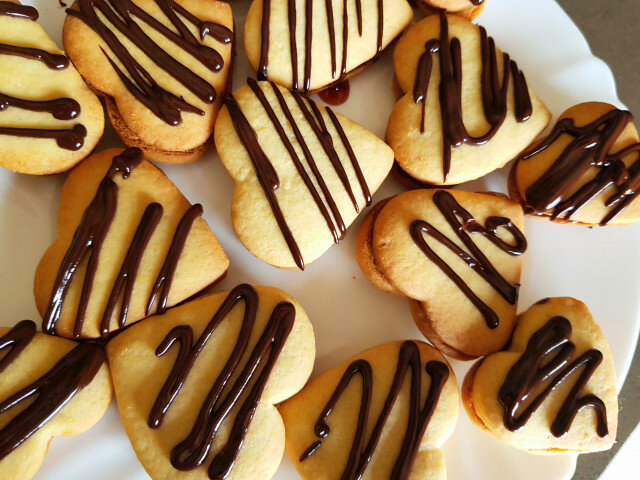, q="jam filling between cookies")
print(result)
[148,284,295,480]
[410,190,526,328]
[258,0,384,93]
[299,340,448,480]
[222,81,371,270]
[43,148,204,338]
[0,320,107,461]
[0,2,87,151]
[520,107,640,225]
[412,12,532,181]
[498,316,608,437]
[67,0,233,126]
